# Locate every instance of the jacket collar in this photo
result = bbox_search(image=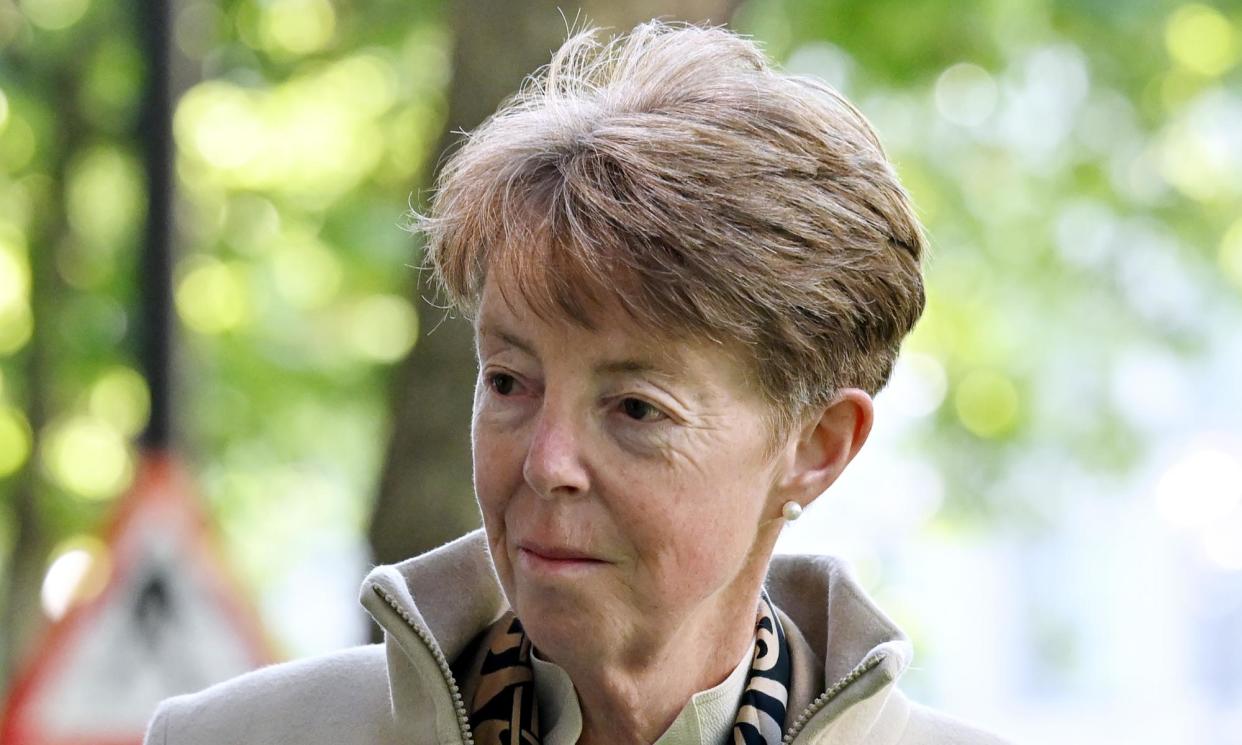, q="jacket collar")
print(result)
[359,529,913,743]
[765,553,912,699]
